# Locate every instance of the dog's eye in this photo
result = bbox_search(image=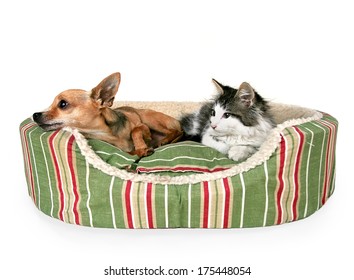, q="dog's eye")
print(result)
[58,100,69,109]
